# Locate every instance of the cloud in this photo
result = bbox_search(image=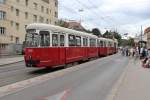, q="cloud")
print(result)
[58,0,150,36]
